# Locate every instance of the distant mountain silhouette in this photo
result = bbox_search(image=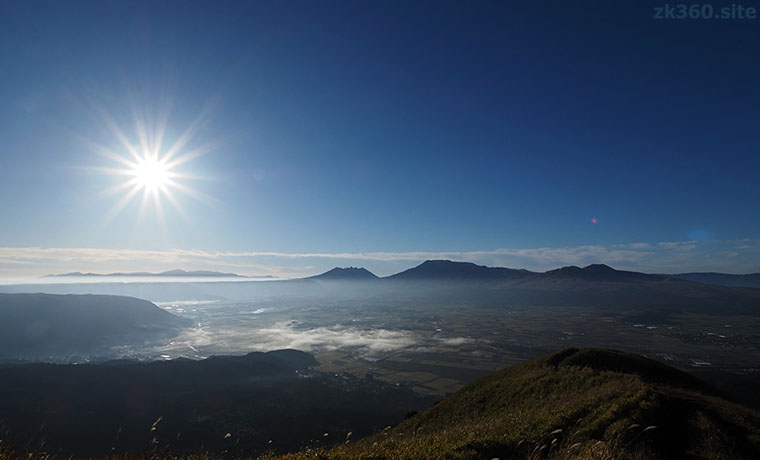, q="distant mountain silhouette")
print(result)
[158,269,248,277]
[46,269,249,278]
[388,260,534,281]
[364,260,760,315]
[386,260,666,284]
[0,293,192,359]
[308,266,379,280]
[543,263,663,282]
[670,272,760,289]
[15,261,760,316]
[301,261,760,291]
